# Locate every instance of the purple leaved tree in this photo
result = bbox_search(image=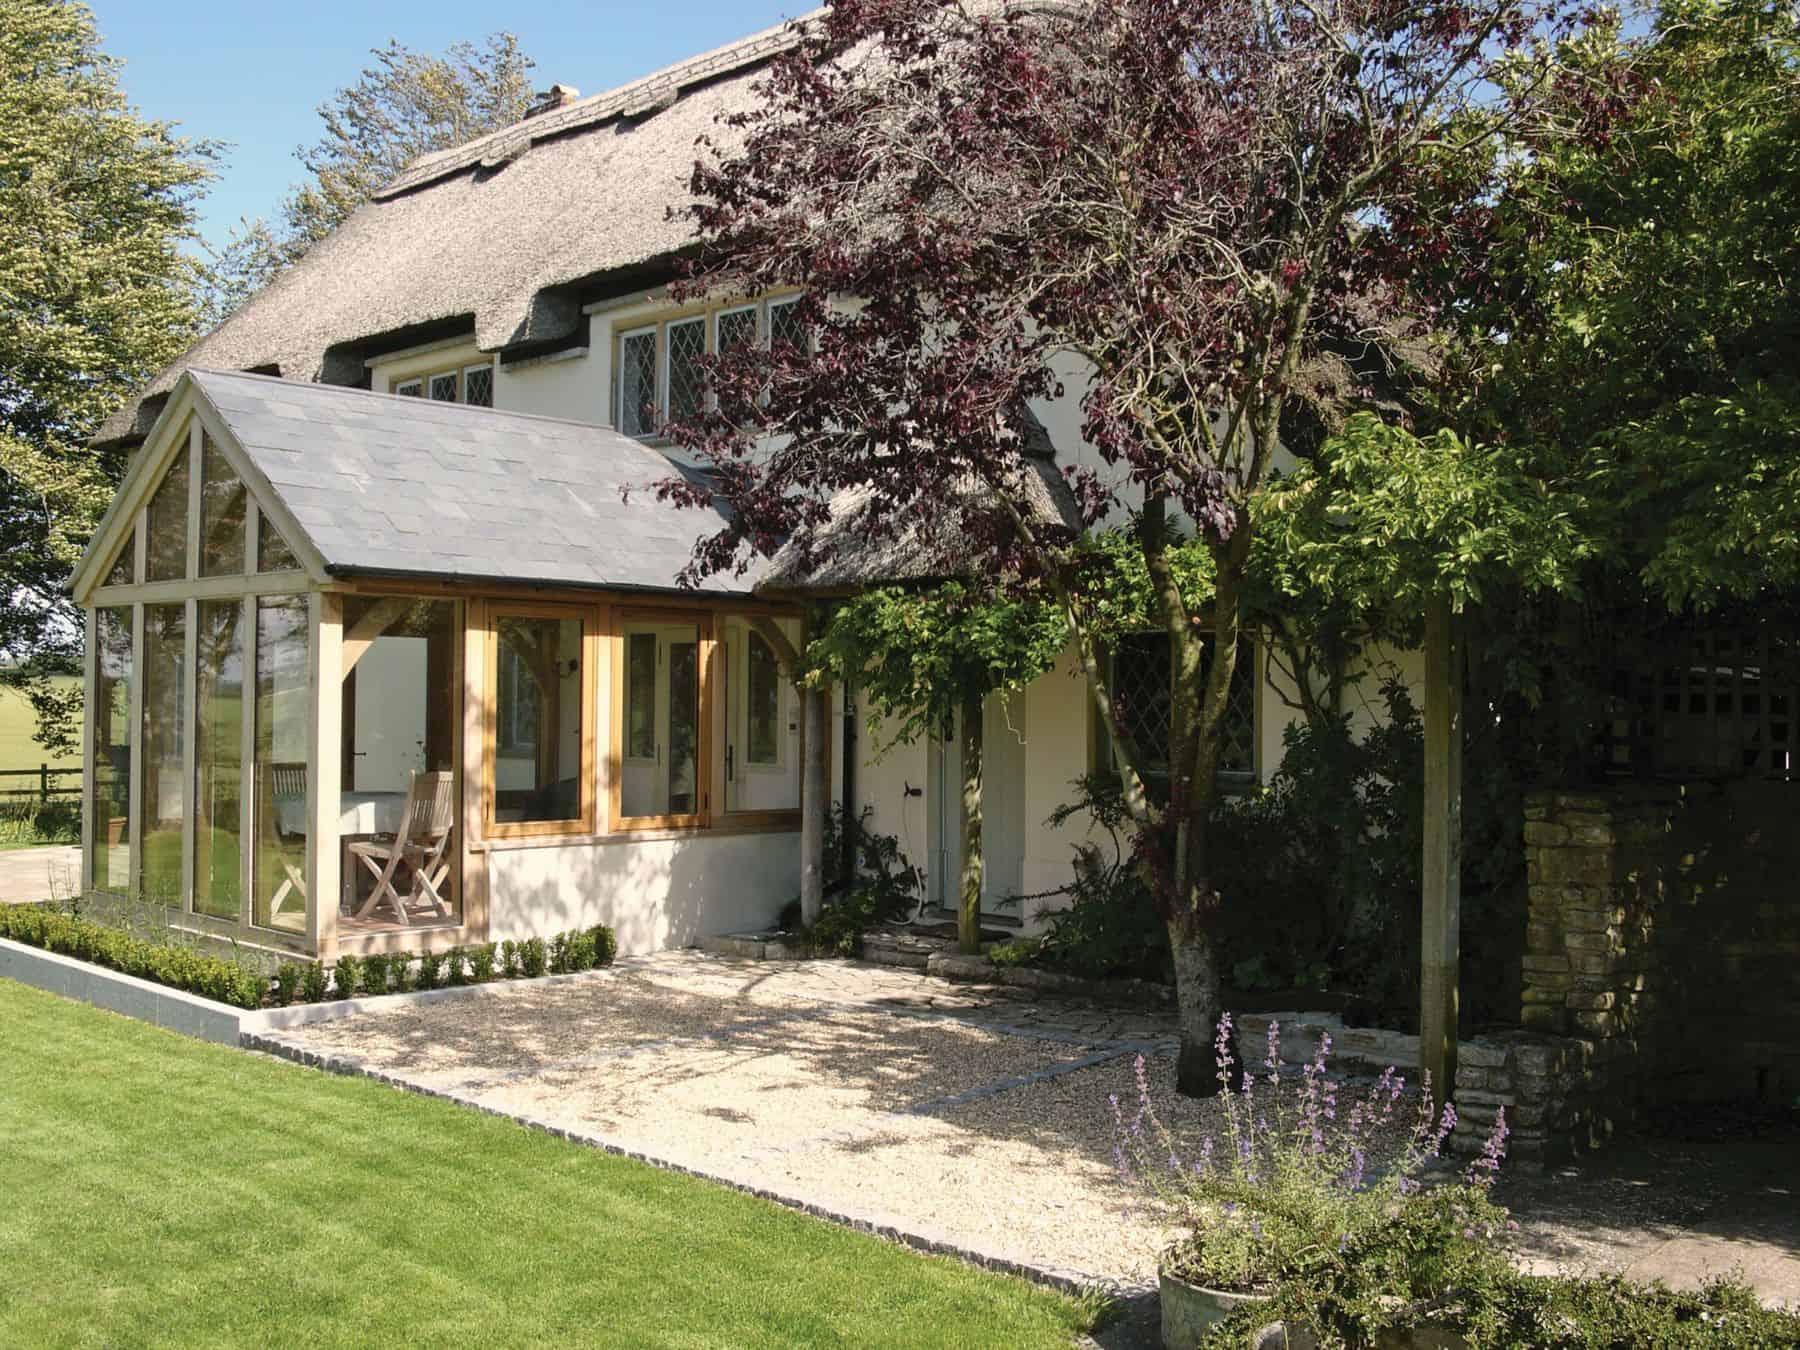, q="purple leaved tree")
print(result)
[660,0,1580,1095]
